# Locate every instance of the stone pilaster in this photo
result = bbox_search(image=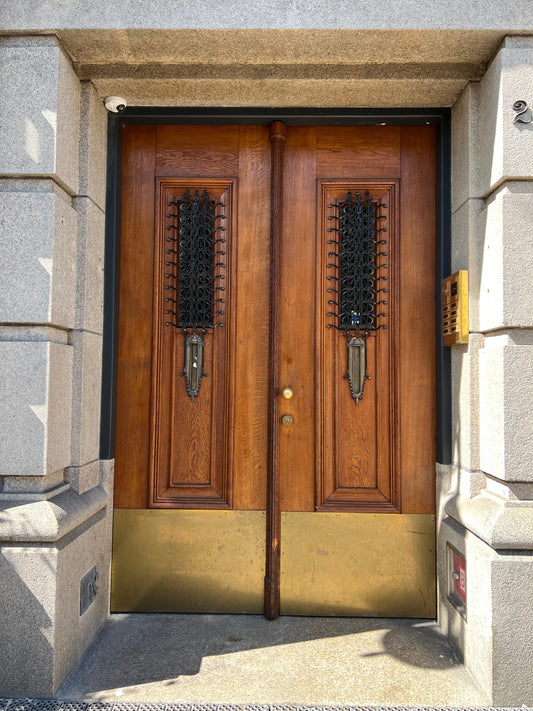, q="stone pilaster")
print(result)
[0,36,111,697]
[439,36,533,706]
